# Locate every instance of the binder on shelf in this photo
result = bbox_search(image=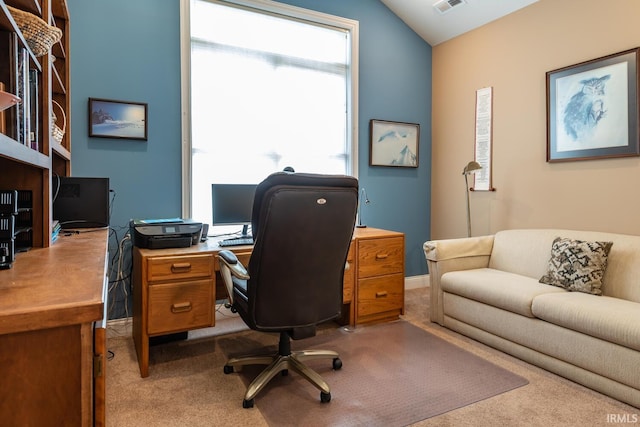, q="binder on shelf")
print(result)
[28,68,39,150]
[16,47,29,145]
[0,31,20,140]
